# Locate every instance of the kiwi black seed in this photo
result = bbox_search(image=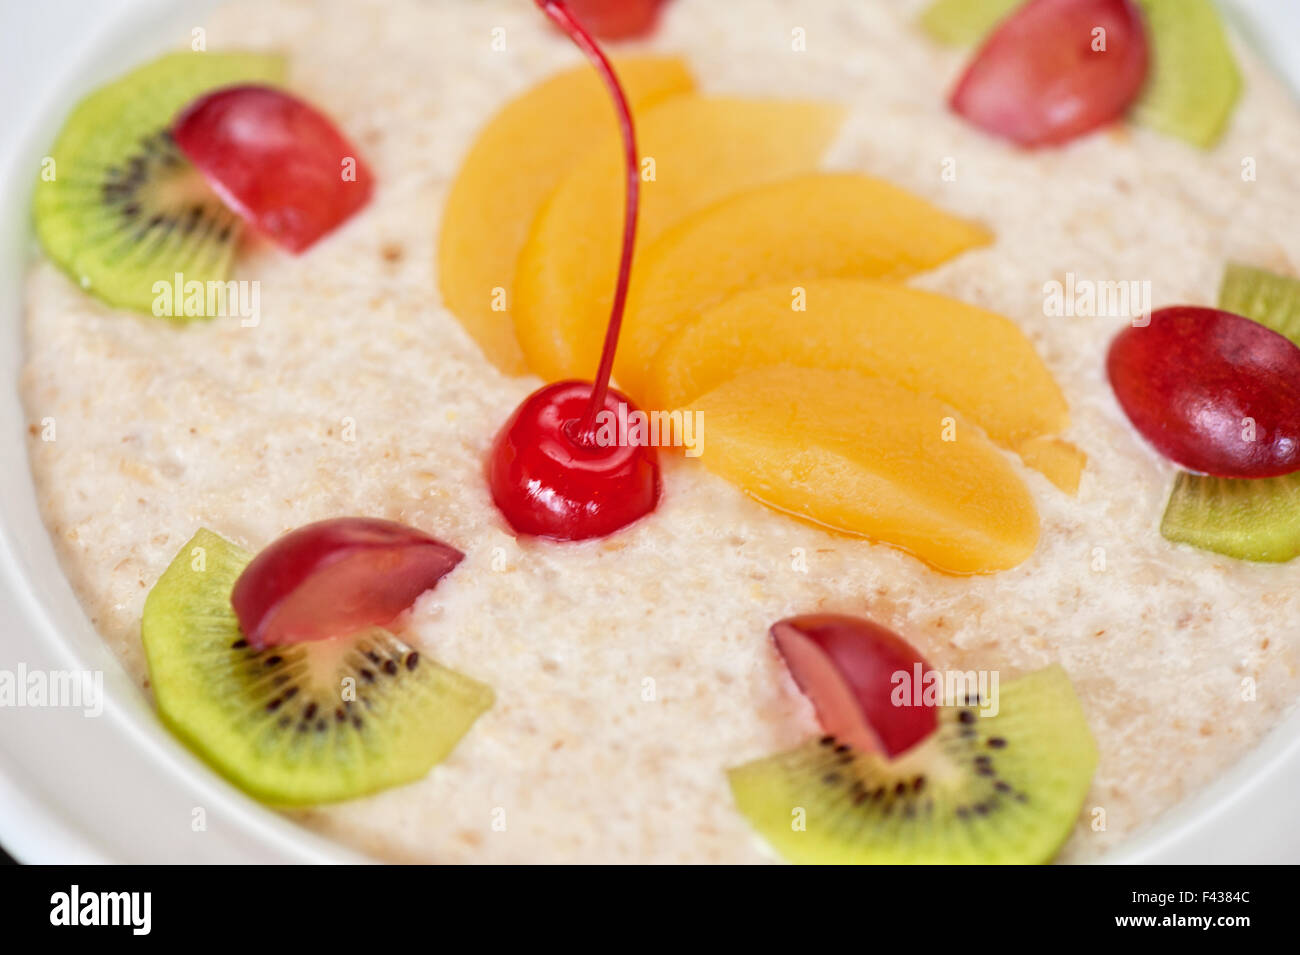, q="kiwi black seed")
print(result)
[141,528,493,805]
[34,51,286,314]
[1160,264,1300,562]
[728,665,1097,863]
